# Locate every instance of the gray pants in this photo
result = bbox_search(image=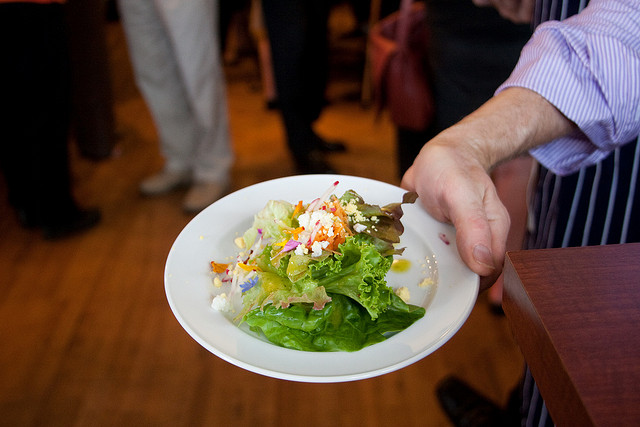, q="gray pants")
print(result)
[118,0,233,183]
